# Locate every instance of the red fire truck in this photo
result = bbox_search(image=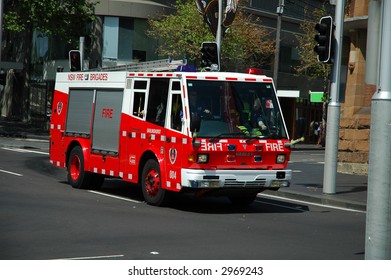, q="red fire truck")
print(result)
[50,60,293,206]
